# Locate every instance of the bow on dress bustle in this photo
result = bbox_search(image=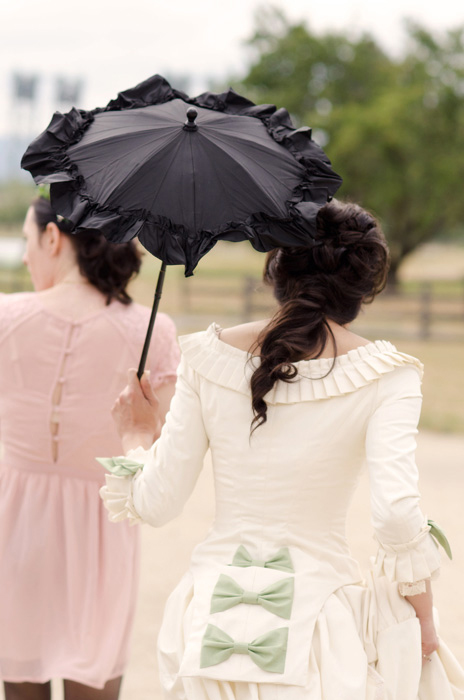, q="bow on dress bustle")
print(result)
[230,546,294,573]
[210,574,294,619]
[200,624,288,673]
